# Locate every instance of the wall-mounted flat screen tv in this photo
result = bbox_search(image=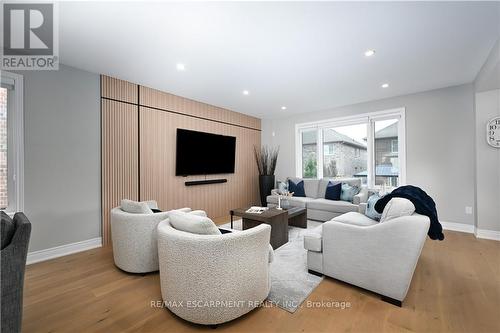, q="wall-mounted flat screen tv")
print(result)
[175,128,236,176]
